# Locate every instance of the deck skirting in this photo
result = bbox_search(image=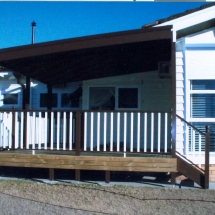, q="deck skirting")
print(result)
[0,153,177,172]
